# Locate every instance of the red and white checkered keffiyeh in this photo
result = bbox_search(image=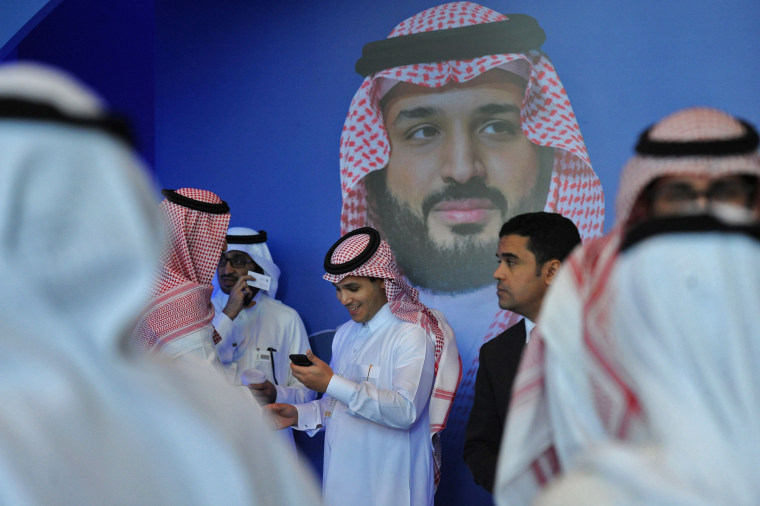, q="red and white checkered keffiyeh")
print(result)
[324,230,462,486]
[496,107,760,502]
[132,188,230,353]
[339,1,604,241]
[617,107,760,228]
[338,1,605,435]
